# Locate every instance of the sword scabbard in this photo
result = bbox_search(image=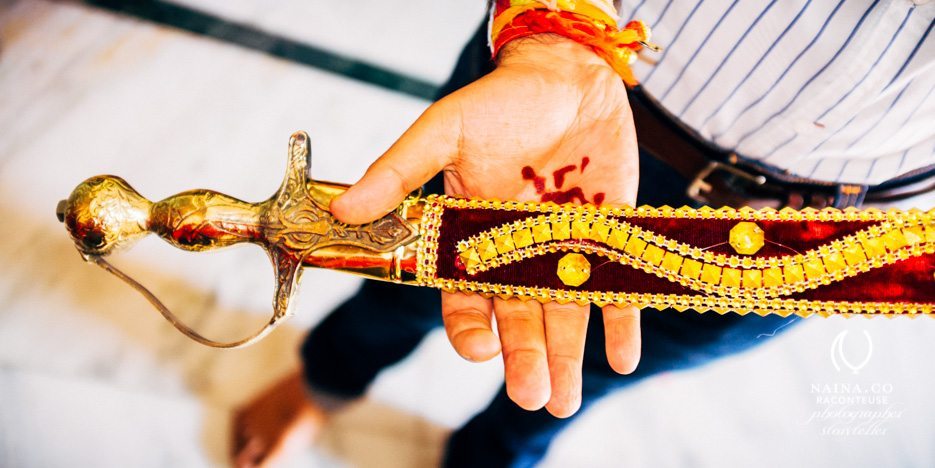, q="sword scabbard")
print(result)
[418,196,934,317]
